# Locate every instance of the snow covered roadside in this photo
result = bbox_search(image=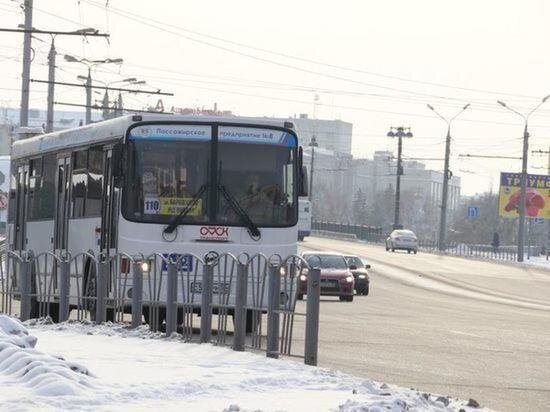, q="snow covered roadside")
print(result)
[0,317,489,411]
[522,255,550,270]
